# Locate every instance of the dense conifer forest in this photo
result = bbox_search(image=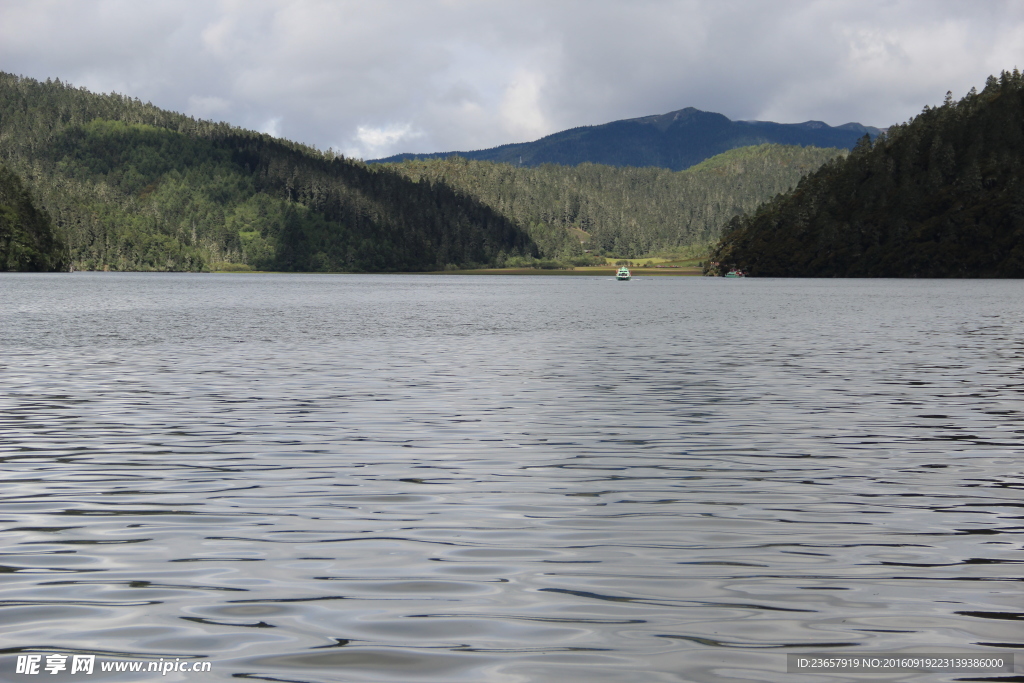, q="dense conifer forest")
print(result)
[0,163,66,271]
[0,72,849,272]
[709,71,1024,277]
[0,73,534,272]
[385,144,844,259]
